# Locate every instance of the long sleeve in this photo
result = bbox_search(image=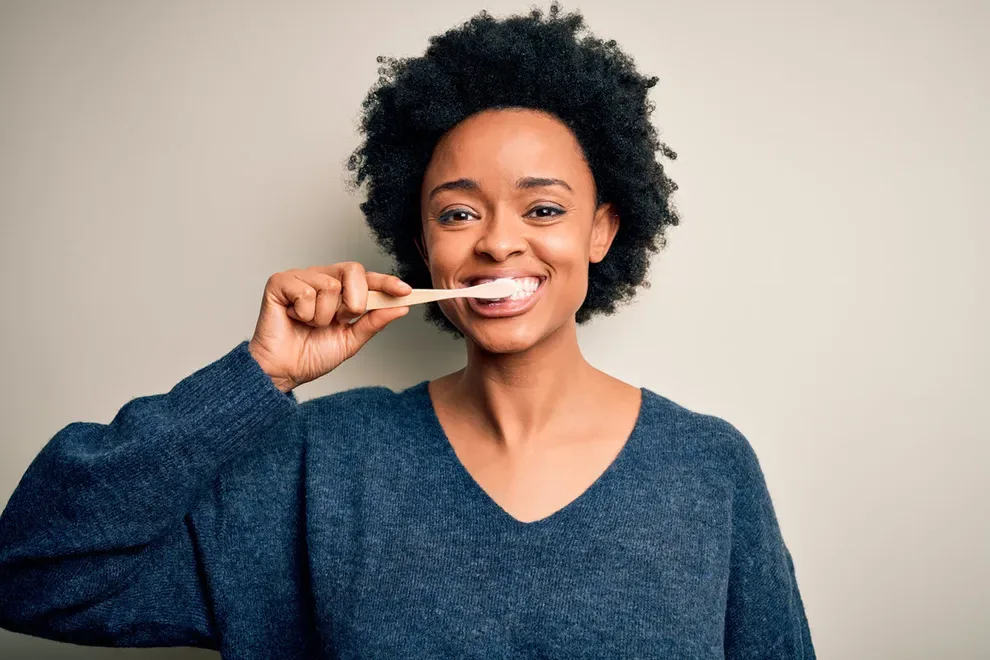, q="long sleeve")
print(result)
[723,434,816,659]
[0,340,299,649]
